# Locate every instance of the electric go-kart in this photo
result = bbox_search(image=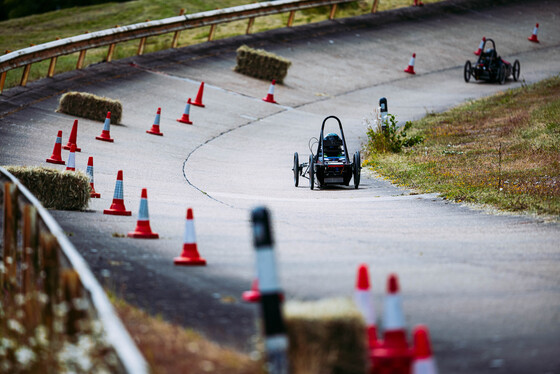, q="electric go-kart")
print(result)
[464,38,520,84]
[292,115,361,190]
